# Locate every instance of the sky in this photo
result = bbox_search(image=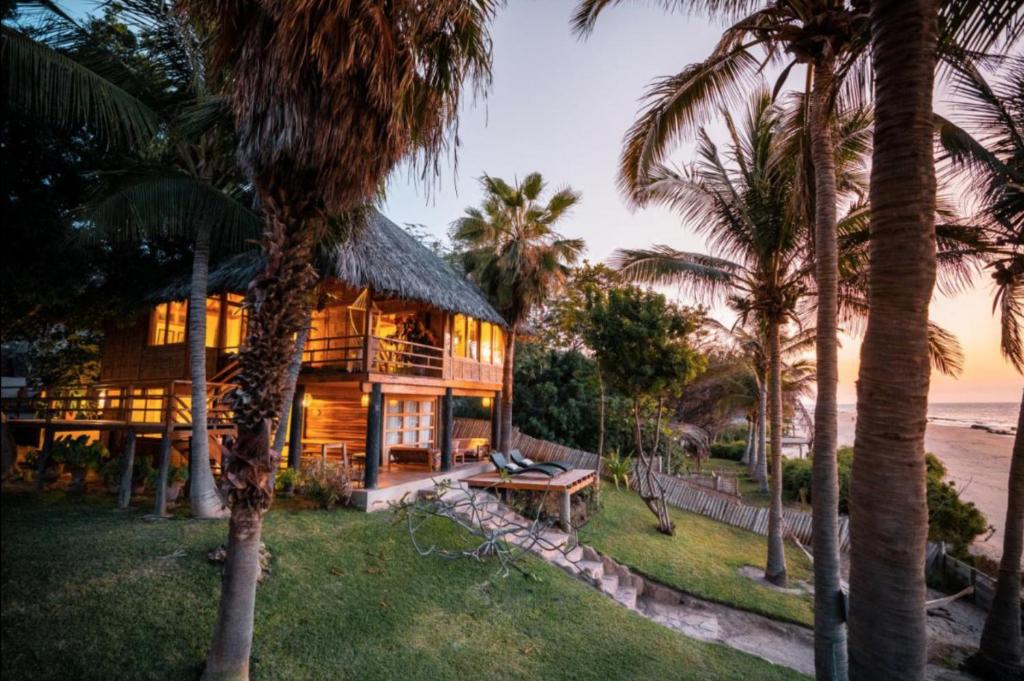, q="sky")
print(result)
[379,1,1020,405]
[62,0,1021,404]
